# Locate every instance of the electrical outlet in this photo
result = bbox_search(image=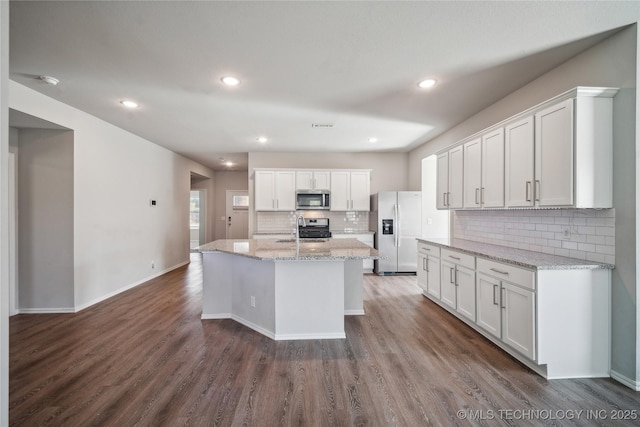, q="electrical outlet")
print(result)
[151,261,155,269]
[250,296,256,307]
[561,226,571,239]
[427,218,433,225]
